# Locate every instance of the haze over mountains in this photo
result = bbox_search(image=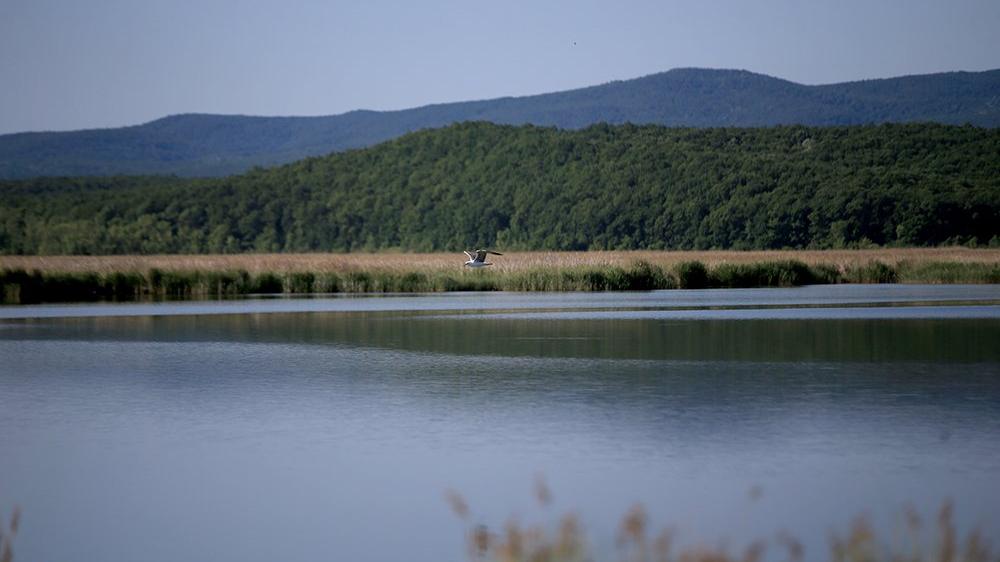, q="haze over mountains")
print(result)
[1,67,998,179]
